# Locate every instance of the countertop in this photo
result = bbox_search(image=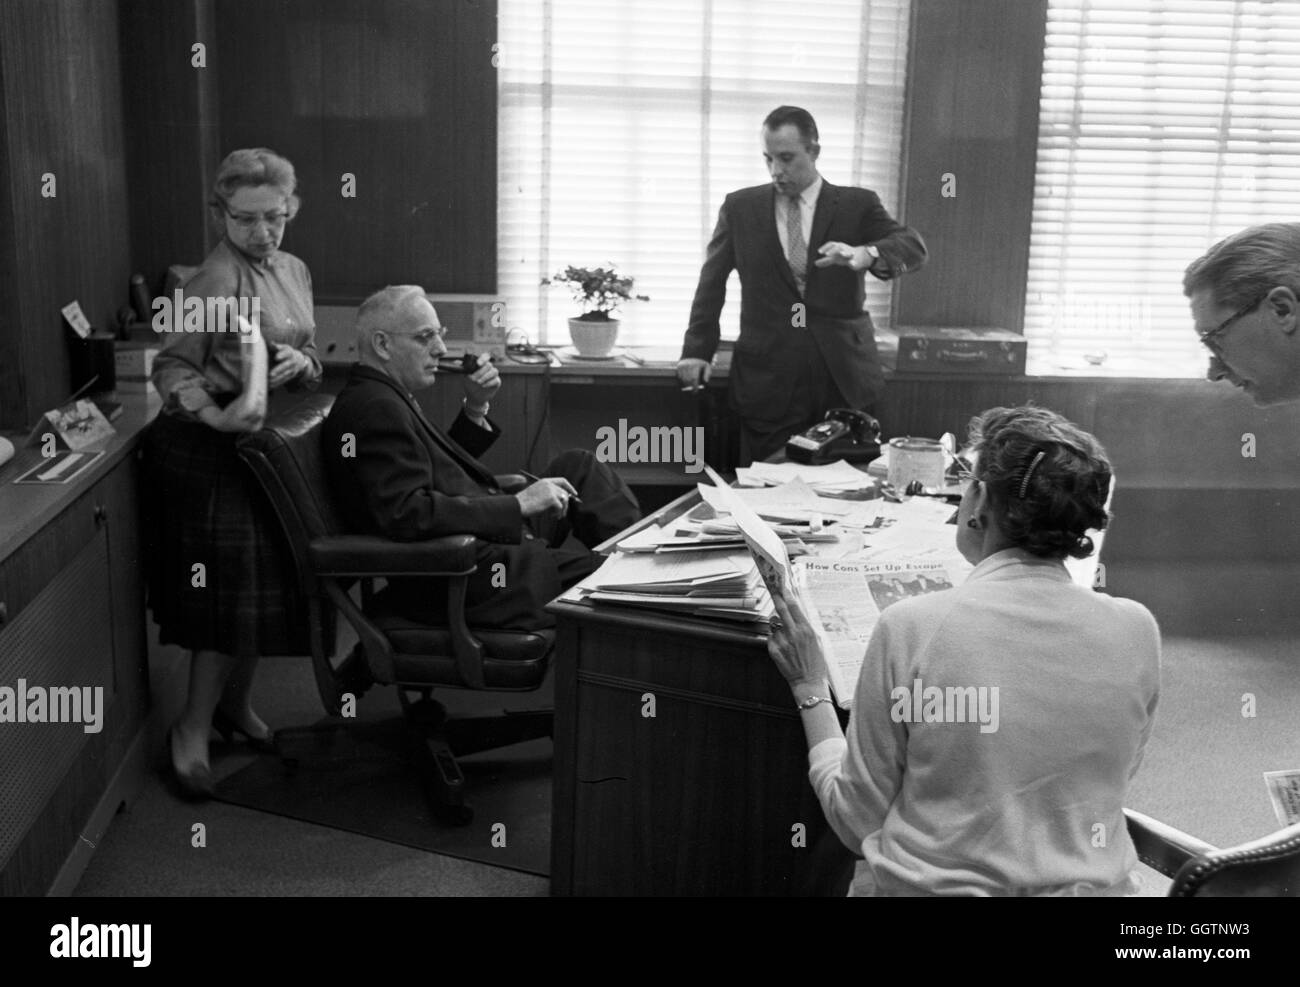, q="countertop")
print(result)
[0,393,161,566]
